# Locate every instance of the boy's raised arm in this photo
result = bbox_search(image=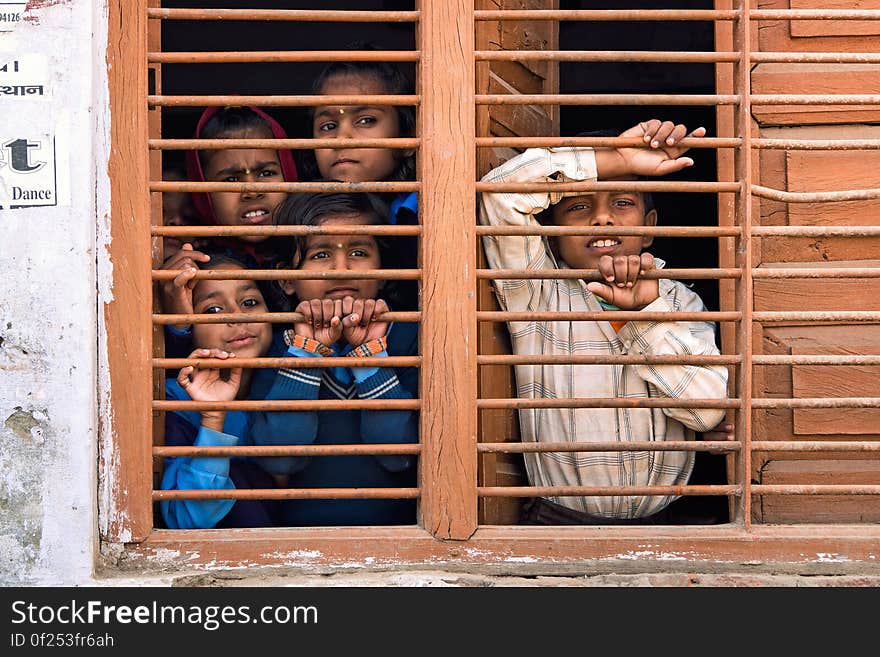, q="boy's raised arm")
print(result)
[595,120,707,179]
[478,147,598,270]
